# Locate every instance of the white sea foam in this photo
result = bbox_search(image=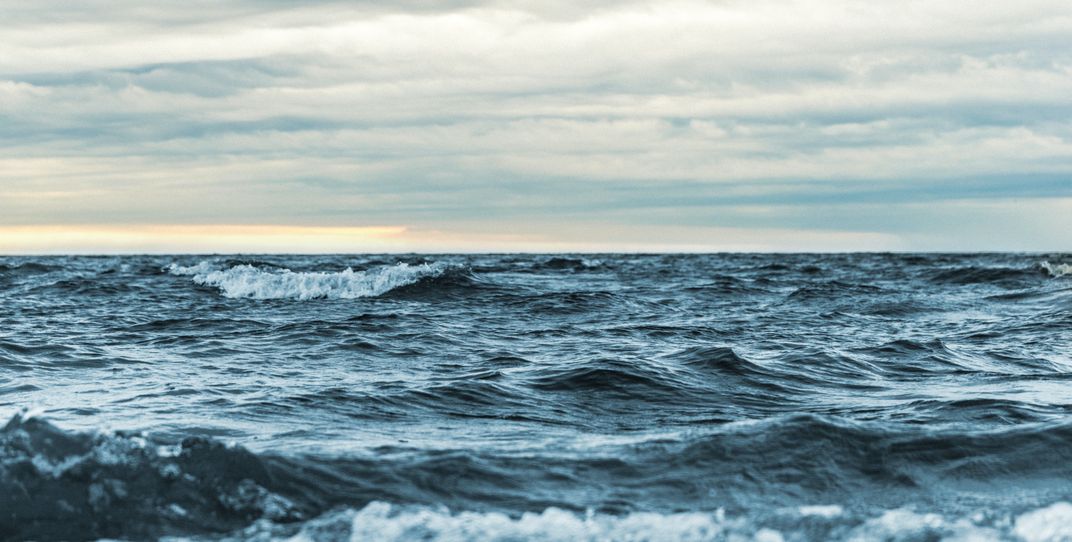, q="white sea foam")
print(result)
[1039,261,1072,278]
[844,508,1000,542]
[798,504,844,518]
[167,261,456,300]
[166,261,218,277]
[227,501,1072,542]
[1014,502,1072,542]
[286,503,729,542]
